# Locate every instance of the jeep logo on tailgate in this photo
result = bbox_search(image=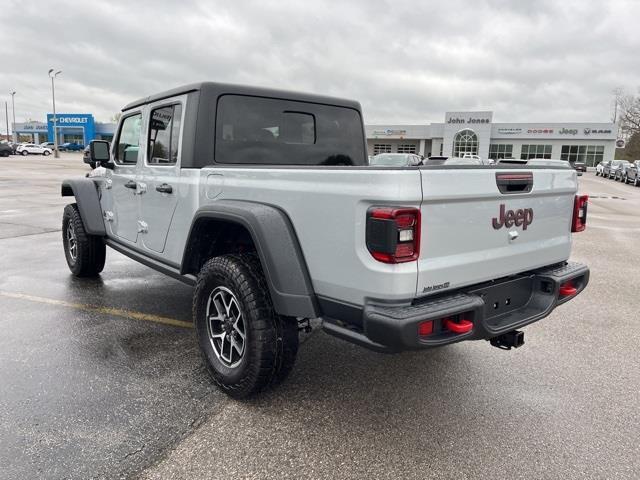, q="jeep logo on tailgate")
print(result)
[492,204,534,230]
